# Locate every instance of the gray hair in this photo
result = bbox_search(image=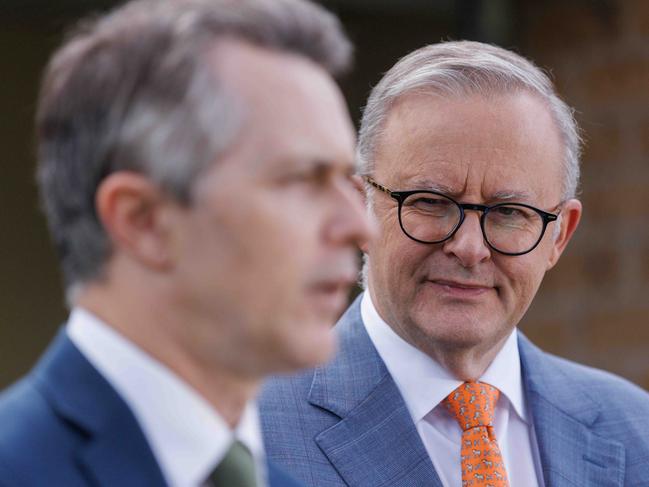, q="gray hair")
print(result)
[36,0,352,294]
[357,40,581,201]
